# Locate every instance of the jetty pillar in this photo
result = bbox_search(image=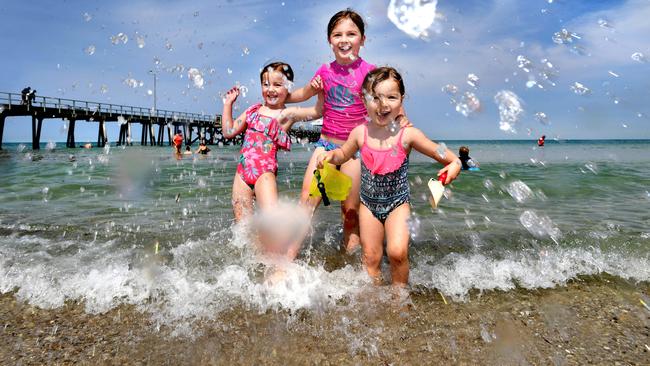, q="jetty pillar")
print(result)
[167,125,172,145]
[156,124,164,146]
[66,119,76,148]
[97,118,107,147]
[0,115,5,150]
[32,116,43,150]
[117,122,126,146]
